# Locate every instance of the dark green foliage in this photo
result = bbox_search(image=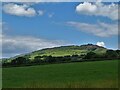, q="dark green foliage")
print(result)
[84,52,97,59]
[116,50,120,54]
[34,56,43,63]
[105,50,118,59]
[10,57,30,66]
[116,50,120,58]
[11,57,26,65]
[44,55,55,63]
